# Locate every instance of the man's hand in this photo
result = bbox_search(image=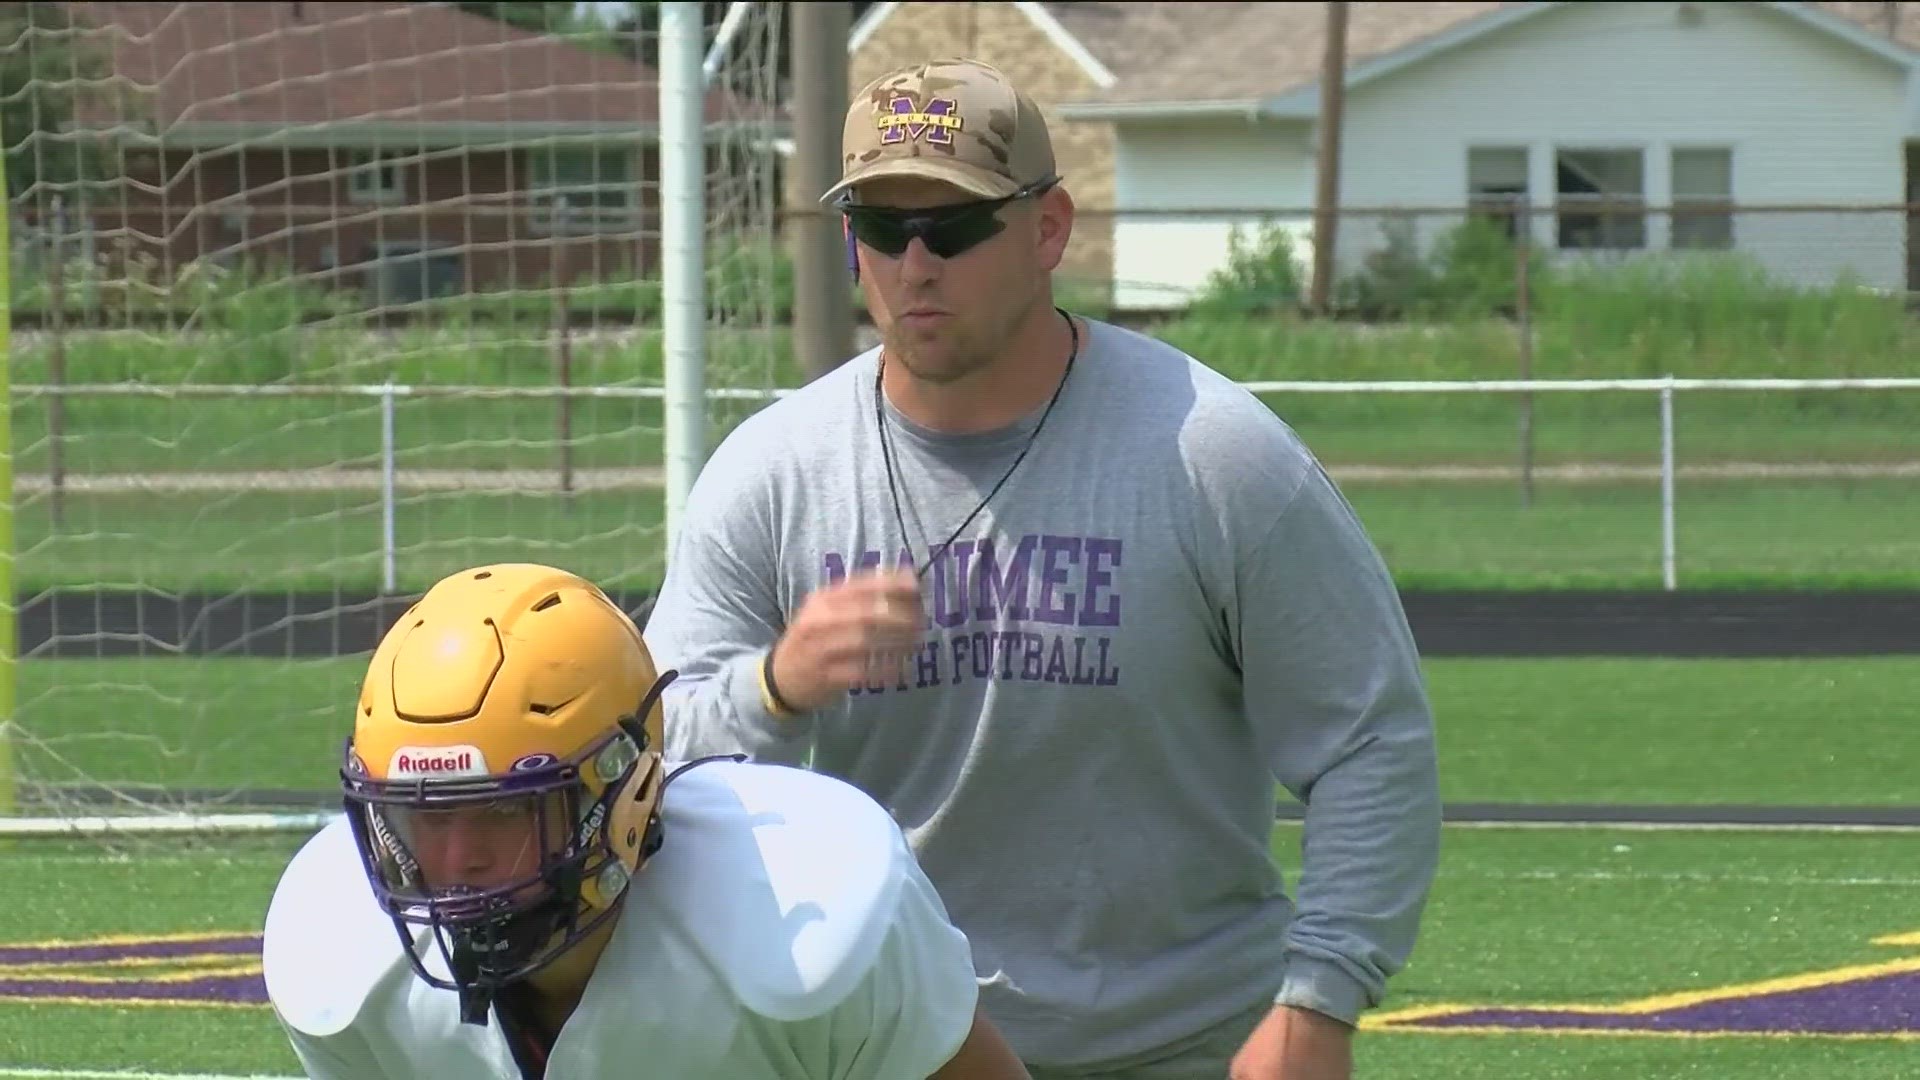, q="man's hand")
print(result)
[766,569,924,713]
[928,1005,1032,1080]
[1229,1004,1353,1080]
